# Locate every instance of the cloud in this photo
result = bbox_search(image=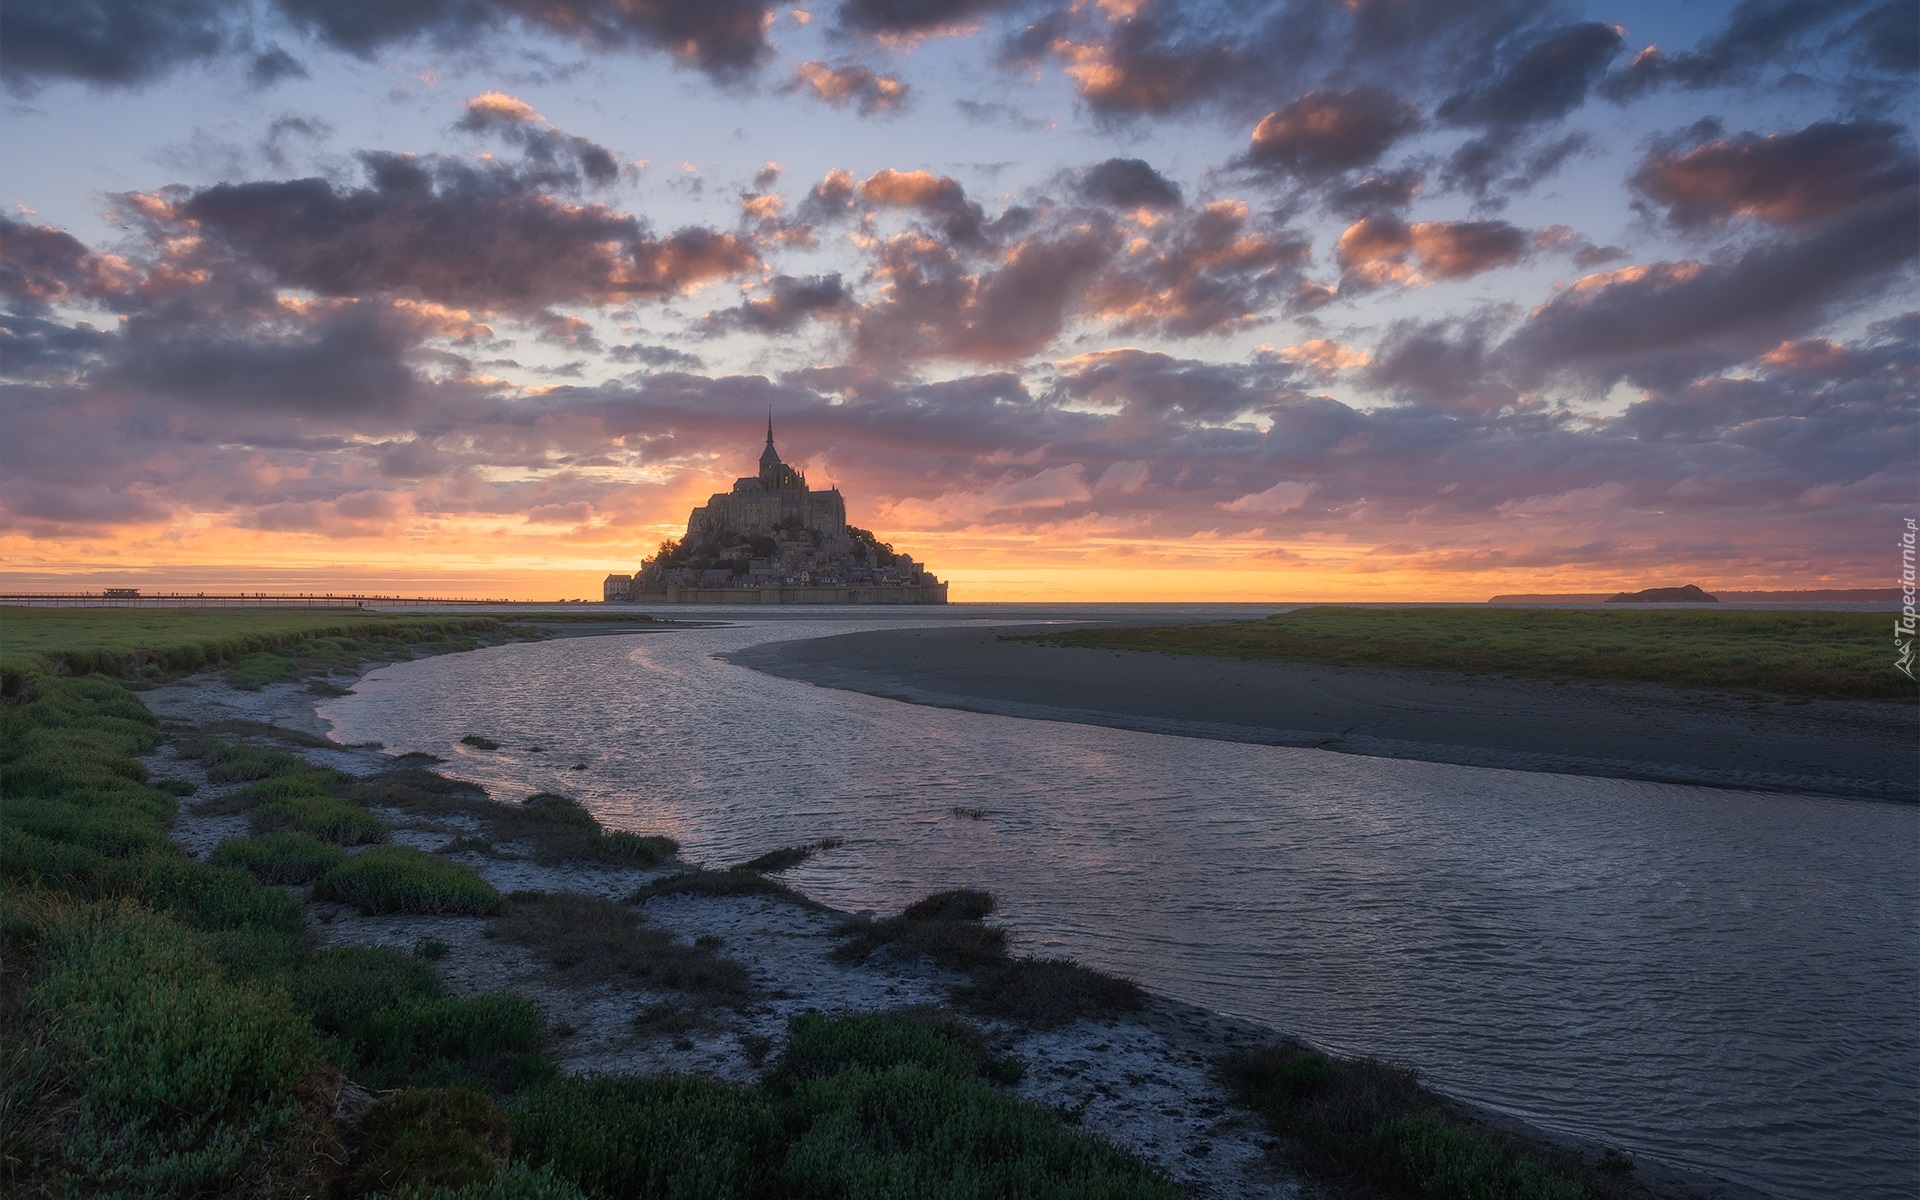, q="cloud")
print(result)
[859,168,988,243]
[1,0,237,89]
[168,151,757,312]
[1223,479,1311,512]
[1279,338,1370,376]
[1505,187,1918,387]
[1630,120,1919,227]
[838,0,1022,36]
[791,61,909,114]
[1085,200,1309,335]
[706,273,850,333]
[1436,22,1623,127]
[455,91,620,187]
[1054,347,1296,421]
[1242,87,1421,178]
[1335,216,1529,290]
[276,0,780,77]
[1076,158,1183,210]
[0,218,131,310]
[1600,0,1877,100]
[2,0,785,90]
